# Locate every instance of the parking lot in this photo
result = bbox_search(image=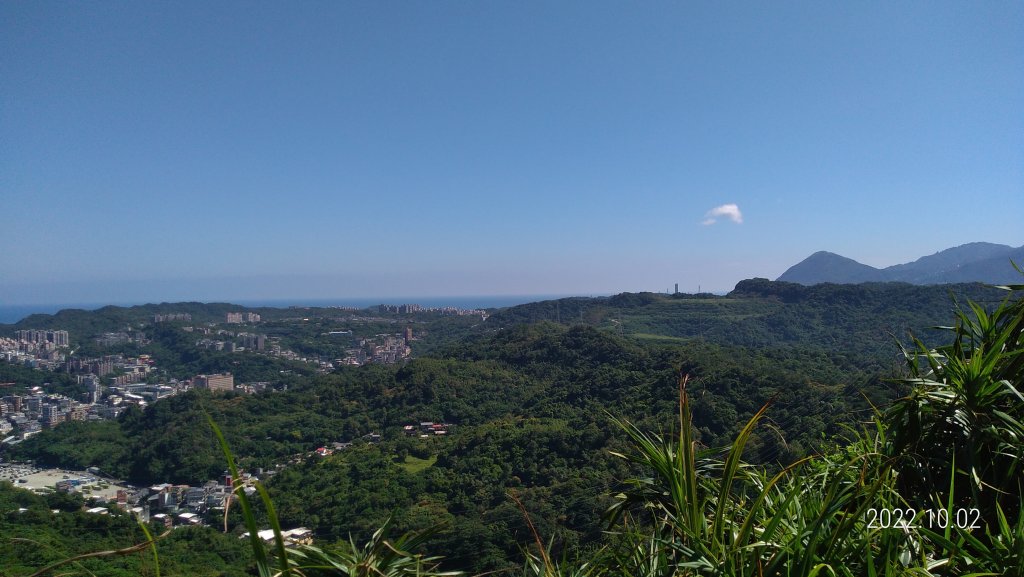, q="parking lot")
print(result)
[1,463,126,501]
